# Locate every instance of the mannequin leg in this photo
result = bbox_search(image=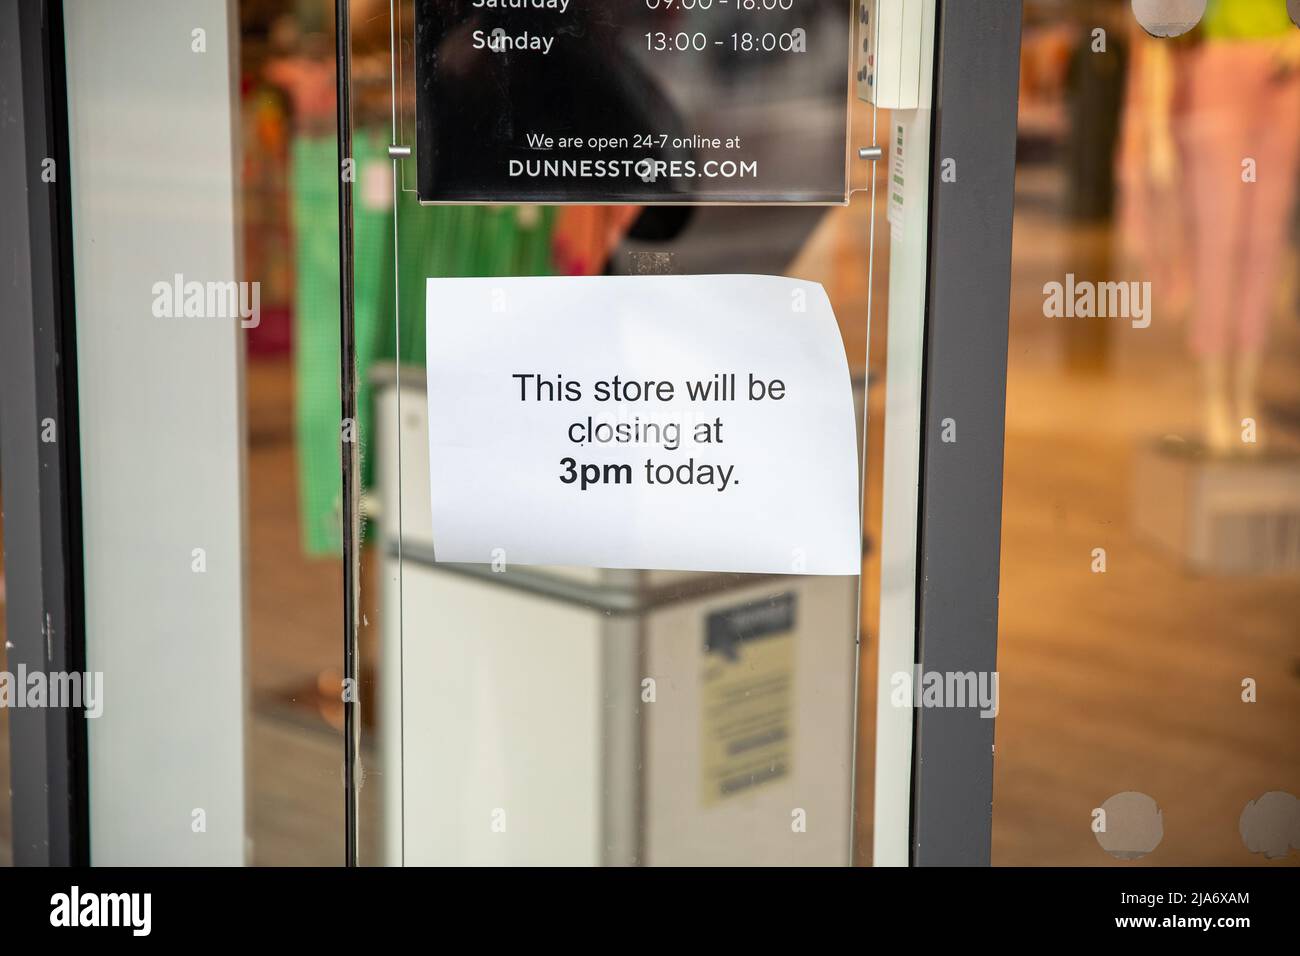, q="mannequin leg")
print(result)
[1234,349,1263,450]
[1201,354,1234,453]
[1234,66,1300,450]
[1178,46,1249,450]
